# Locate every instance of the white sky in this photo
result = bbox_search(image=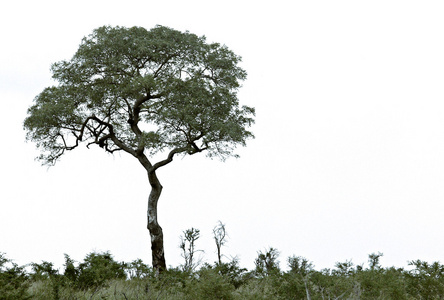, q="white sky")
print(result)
[1,0,444,271]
